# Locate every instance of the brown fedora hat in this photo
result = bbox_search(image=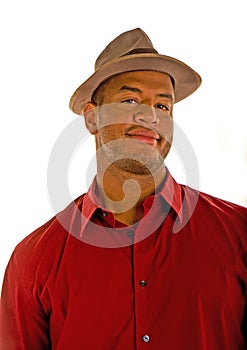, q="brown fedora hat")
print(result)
[69,28,201,115]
